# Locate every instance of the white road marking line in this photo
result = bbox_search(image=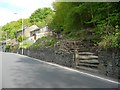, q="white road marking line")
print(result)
[15,53,120,84]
